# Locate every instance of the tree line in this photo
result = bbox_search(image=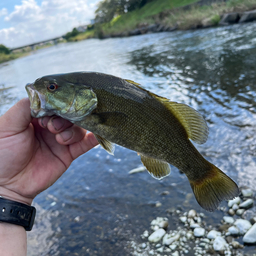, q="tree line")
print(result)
[95,0,154,23]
